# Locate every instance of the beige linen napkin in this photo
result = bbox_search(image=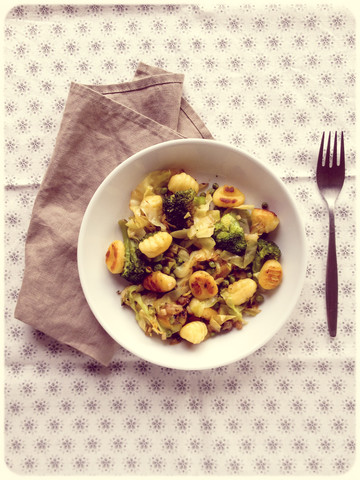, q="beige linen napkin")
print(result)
[14,63,213,366]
